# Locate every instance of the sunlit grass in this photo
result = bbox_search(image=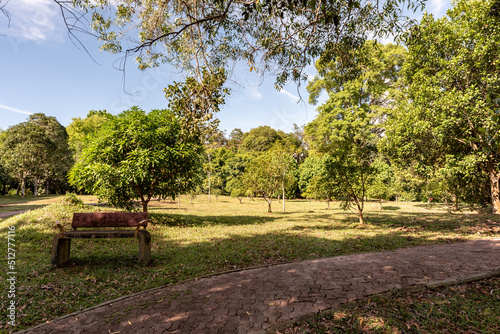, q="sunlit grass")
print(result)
[0,195,498,332]
[284,277,500,333]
